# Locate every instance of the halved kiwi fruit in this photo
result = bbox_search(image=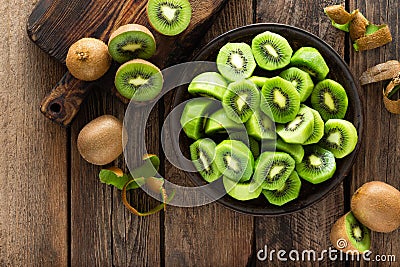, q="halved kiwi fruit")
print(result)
[311,79,348,121]
[319,119,358,158]
[253,151,295,190]
[251,31,293,70]
[108,24,156,63]
[330,211,371,254]
[204,108,245,136]
[279,67,314,102]
[146,0,192,36]
[229,132,260,159]
[115,59,163,101]
[260,76,300,124]
[190,138,221,183]
[263,137,304,164]
[223,176,262,201]
[188,72,228,100]
[248,76,269,90]
[296,145,336,184]
[262,171,301,206]
[303,108,325,145]
[276,104,314,144]
[216,43,257,81]
[290,47,329,80]
[245,109,276,140]
[222,79,260,123]
[180,98,217,140]
[215,140,254,182]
